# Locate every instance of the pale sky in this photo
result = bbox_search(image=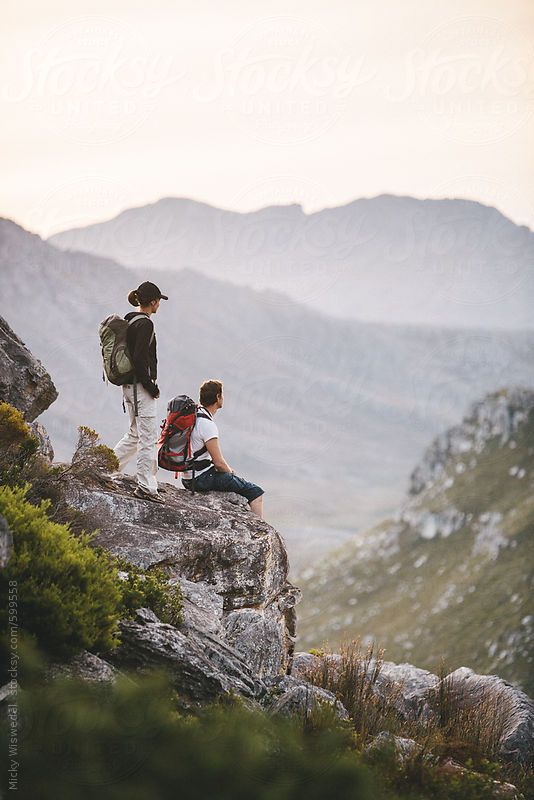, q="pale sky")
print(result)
[1,0,533,237]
